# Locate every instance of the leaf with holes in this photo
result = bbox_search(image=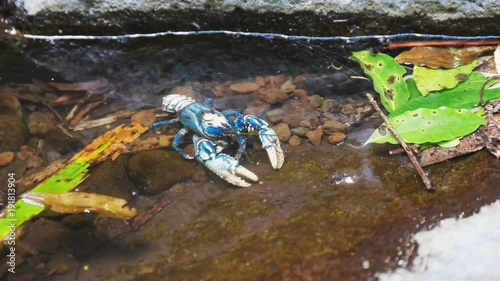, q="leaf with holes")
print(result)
[366,107,486,144]
[391,72,500,117]
[351,51,410,113]
[413,60,477,96]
